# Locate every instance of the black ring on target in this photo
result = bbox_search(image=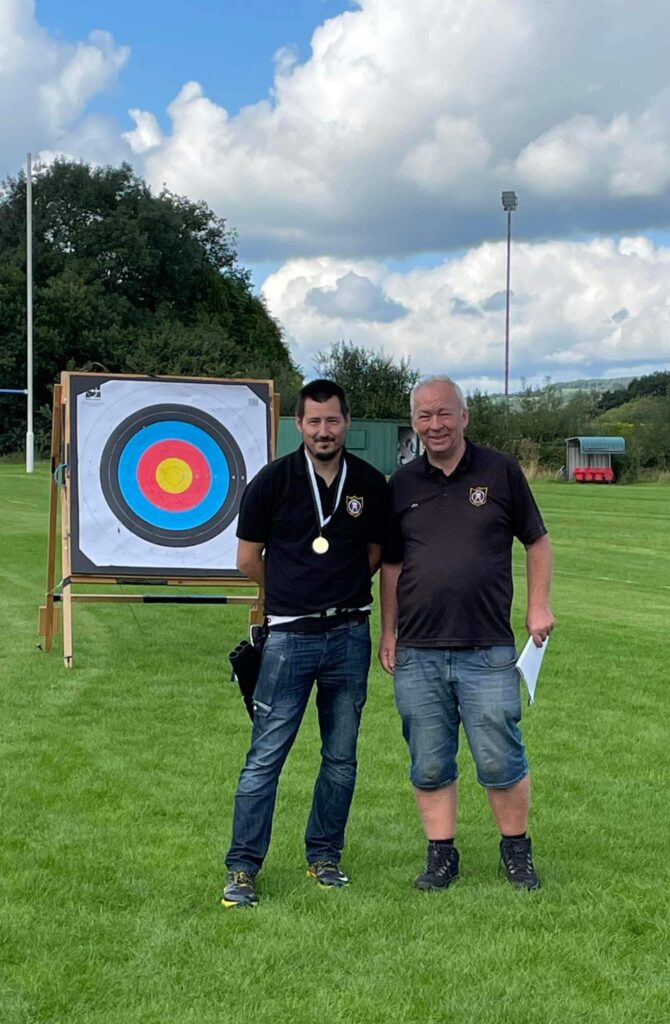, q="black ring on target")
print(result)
[100,404,247,547]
